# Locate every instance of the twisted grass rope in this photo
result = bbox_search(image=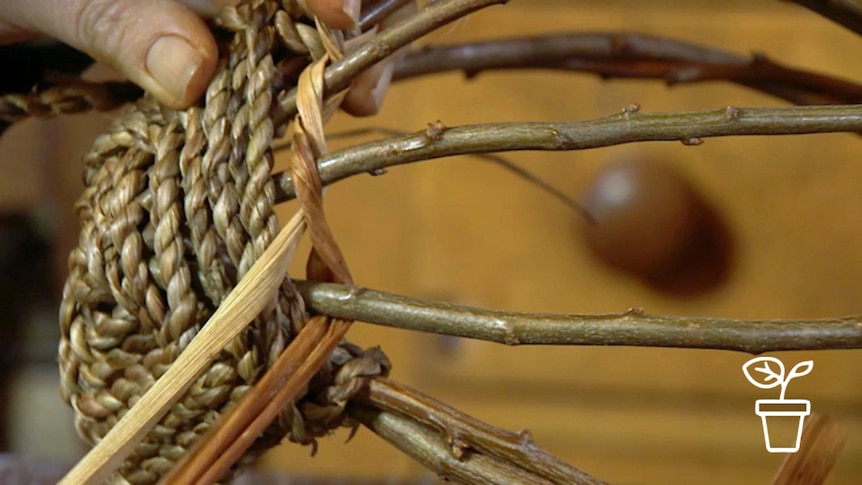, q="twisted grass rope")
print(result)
[0,80,141,123]
[56,1,376,482]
